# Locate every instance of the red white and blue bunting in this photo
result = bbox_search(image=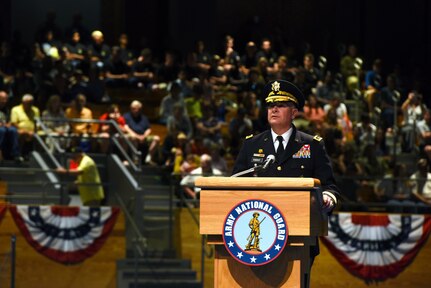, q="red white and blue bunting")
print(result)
[0,204,6,224]
[321,213,431,282]
[9,205,119,264]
